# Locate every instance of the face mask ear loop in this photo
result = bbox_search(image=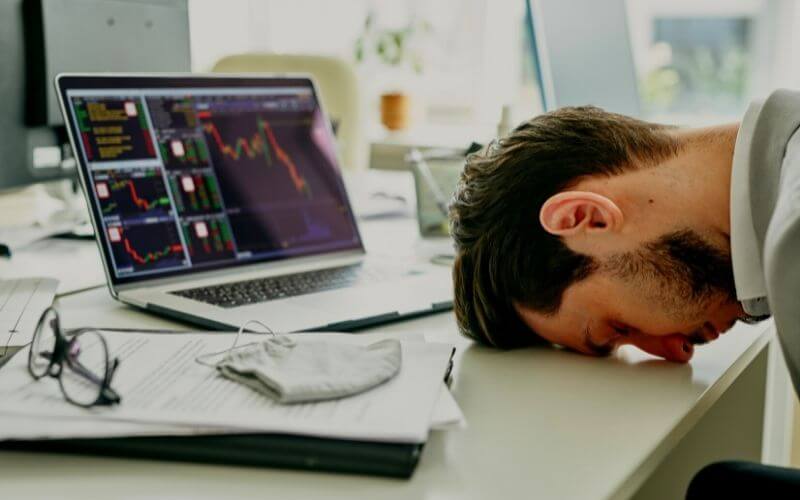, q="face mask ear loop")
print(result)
[228,319,275,355]
[194,319,275,368]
